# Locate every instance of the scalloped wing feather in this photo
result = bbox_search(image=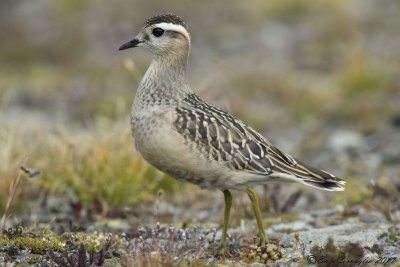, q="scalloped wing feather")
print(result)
[174,94,345,191]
